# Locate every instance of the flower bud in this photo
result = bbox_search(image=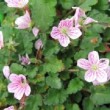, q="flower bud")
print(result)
[32,27,39,37]
[19,54,30,65]
[3,66,10,79]
[35,39,43,50]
